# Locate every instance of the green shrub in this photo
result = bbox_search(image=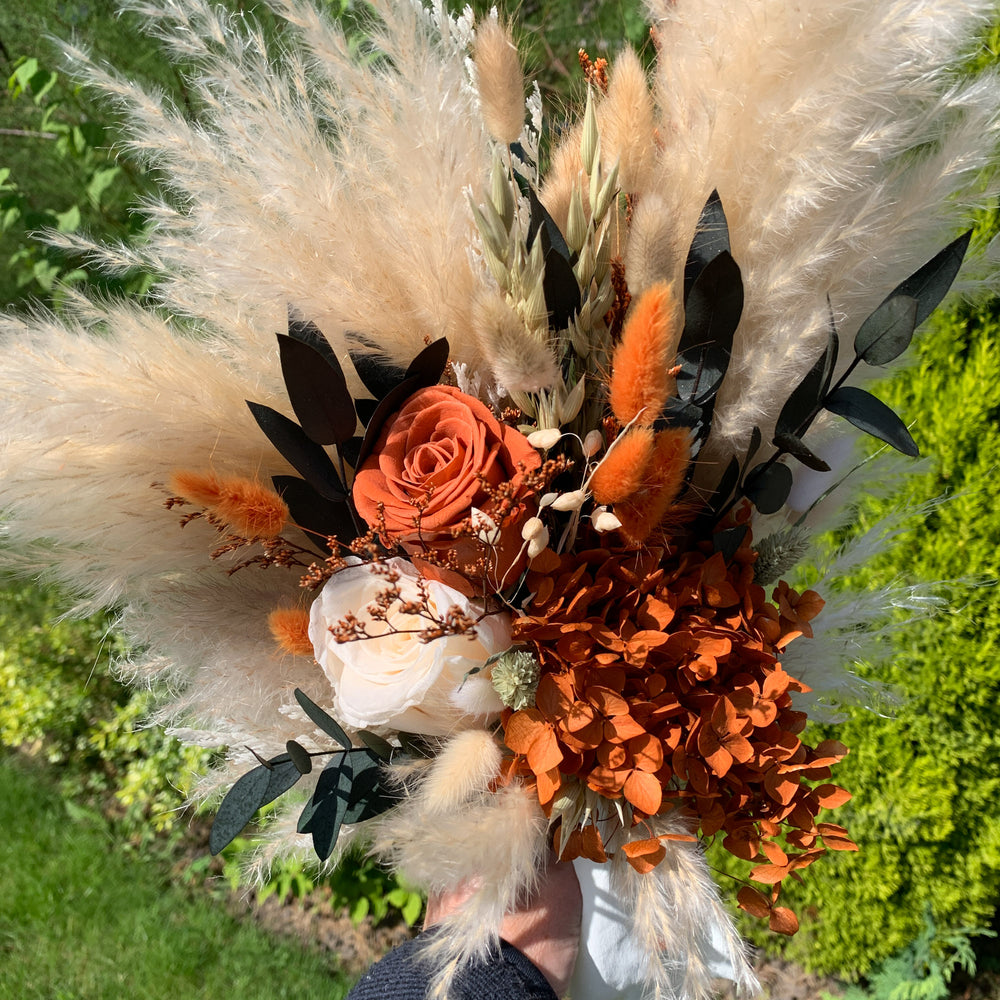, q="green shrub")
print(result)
[832,908,993,1000]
